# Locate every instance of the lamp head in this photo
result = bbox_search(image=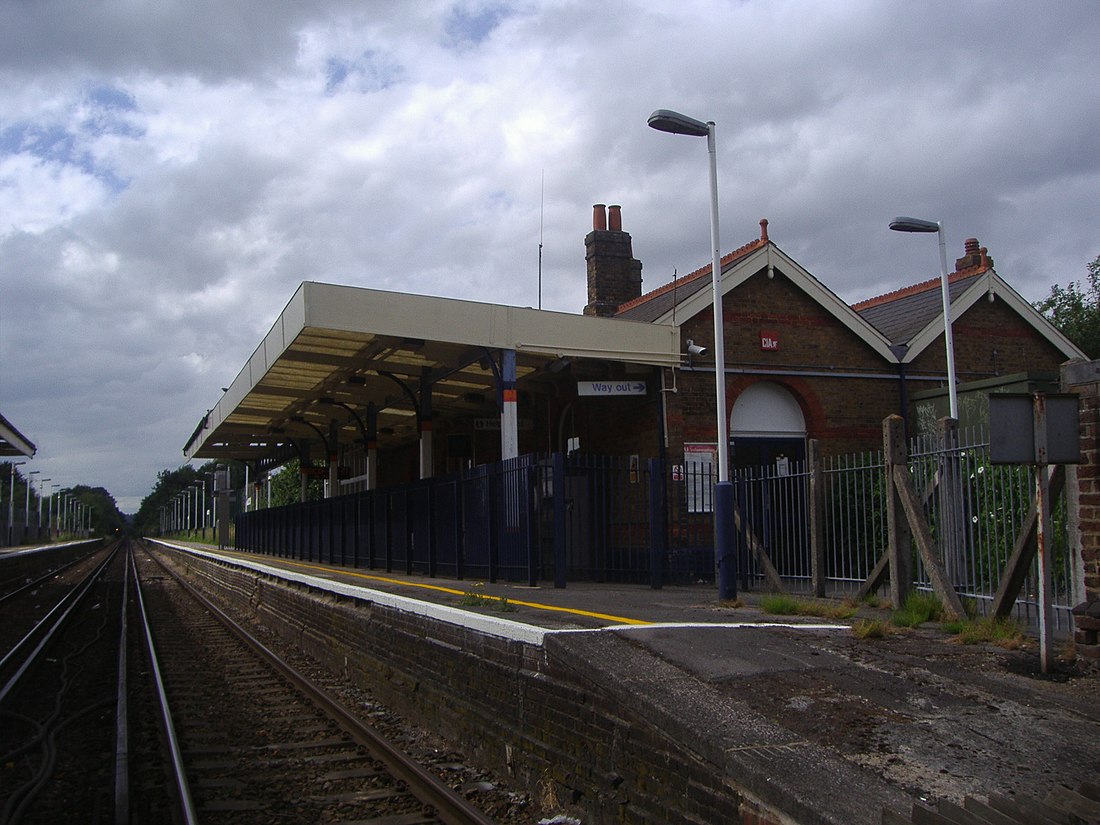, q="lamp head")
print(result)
[648,109,710,137]
[889,216,940,233]
[685,339,707,356]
